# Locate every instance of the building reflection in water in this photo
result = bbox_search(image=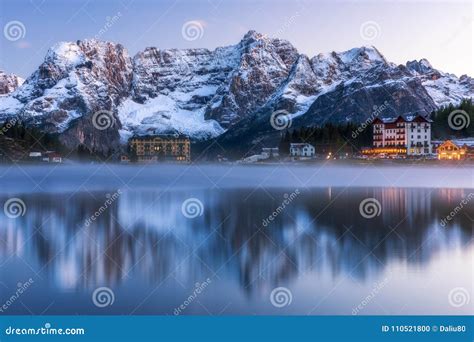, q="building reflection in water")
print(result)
[0,187,472,296]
